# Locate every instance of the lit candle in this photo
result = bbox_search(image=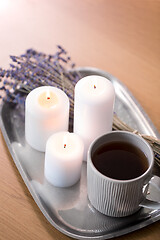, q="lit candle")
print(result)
[74,75,115,161]
[25,86,70,152]
[44,131,84,187]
